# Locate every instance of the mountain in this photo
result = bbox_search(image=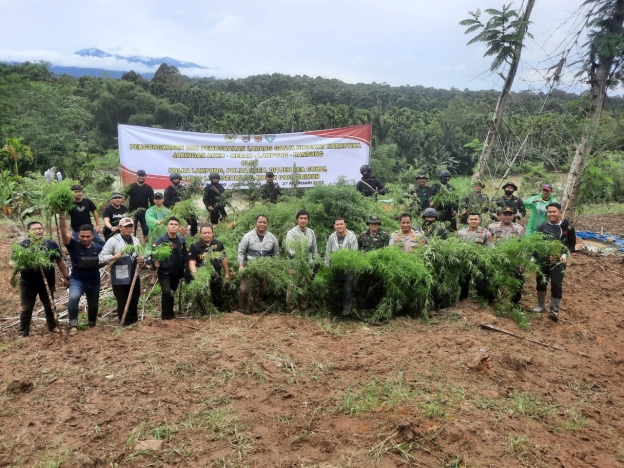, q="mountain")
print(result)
[74,48,208,69]
[48,66,155,80]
